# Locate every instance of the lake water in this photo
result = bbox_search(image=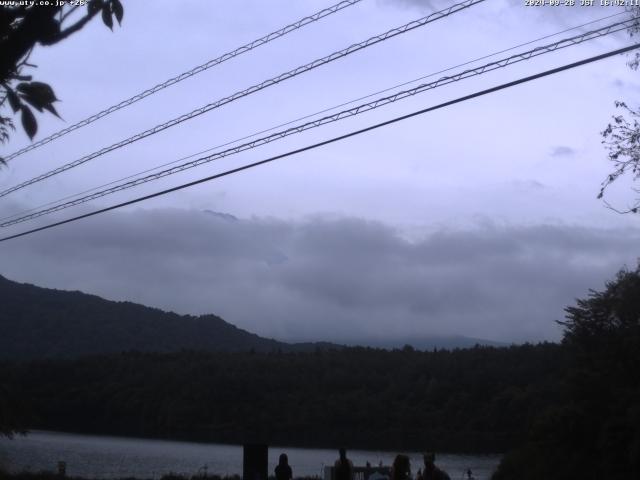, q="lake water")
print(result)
[0,431,501,480]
